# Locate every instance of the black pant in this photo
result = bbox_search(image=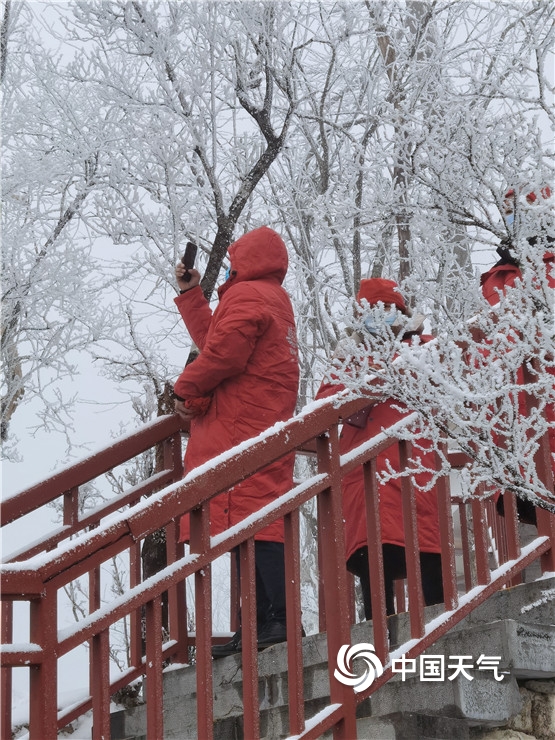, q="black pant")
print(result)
[347,544,444,621]
[234,541,286,630]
